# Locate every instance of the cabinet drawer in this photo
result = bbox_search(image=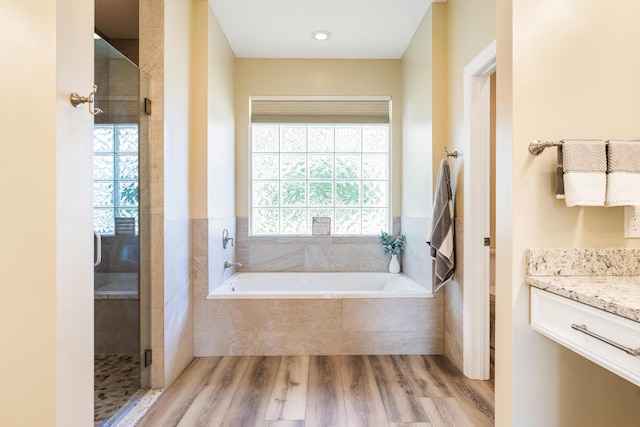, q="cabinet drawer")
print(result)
[531,287,640,387]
